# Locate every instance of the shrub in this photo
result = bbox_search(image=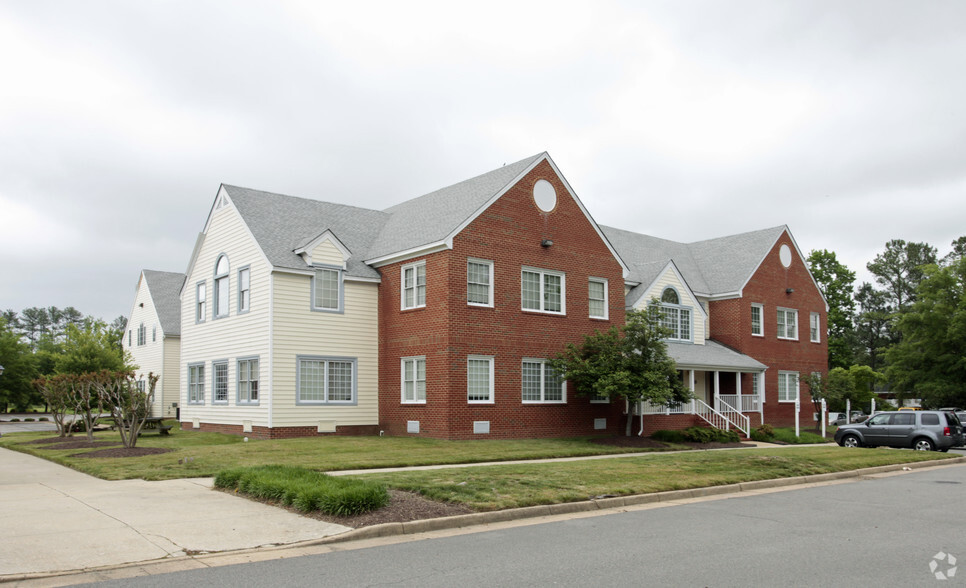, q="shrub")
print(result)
[682,426,740,443]
[24,418,35,422]
[751,424,775,442]
[10,418,20,422]
[39,417,49,421]
[651,429,687,443]
[214,465,389,516]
